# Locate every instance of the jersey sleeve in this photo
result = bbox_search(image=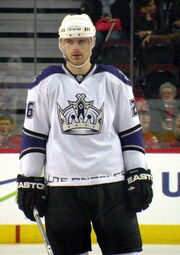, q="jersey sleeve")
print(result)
[19,78,50,177]
[114,79,148,171]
